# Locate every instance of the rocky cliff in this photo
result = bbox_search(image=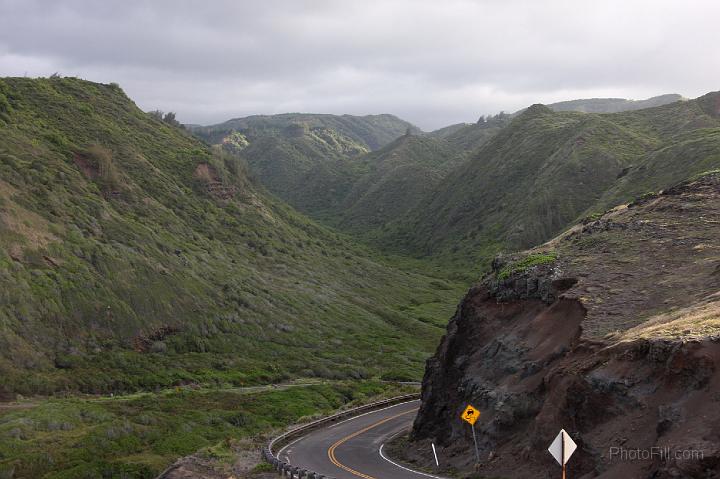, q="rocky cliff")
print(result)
[407,173,720,478]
